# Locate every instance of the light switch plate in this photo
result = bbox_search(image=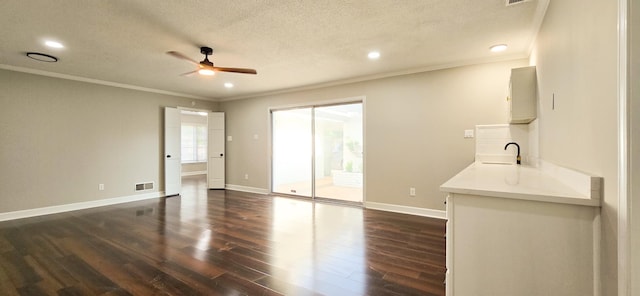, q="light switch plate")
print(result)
[464,129,474,138]
[227,136,232,141]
